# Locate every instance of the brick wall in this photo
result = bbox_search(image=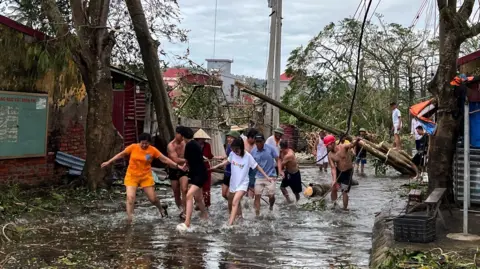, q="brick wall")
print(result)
[0,119,86,186]
[58,120,86,159]
[0,155,54,185]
